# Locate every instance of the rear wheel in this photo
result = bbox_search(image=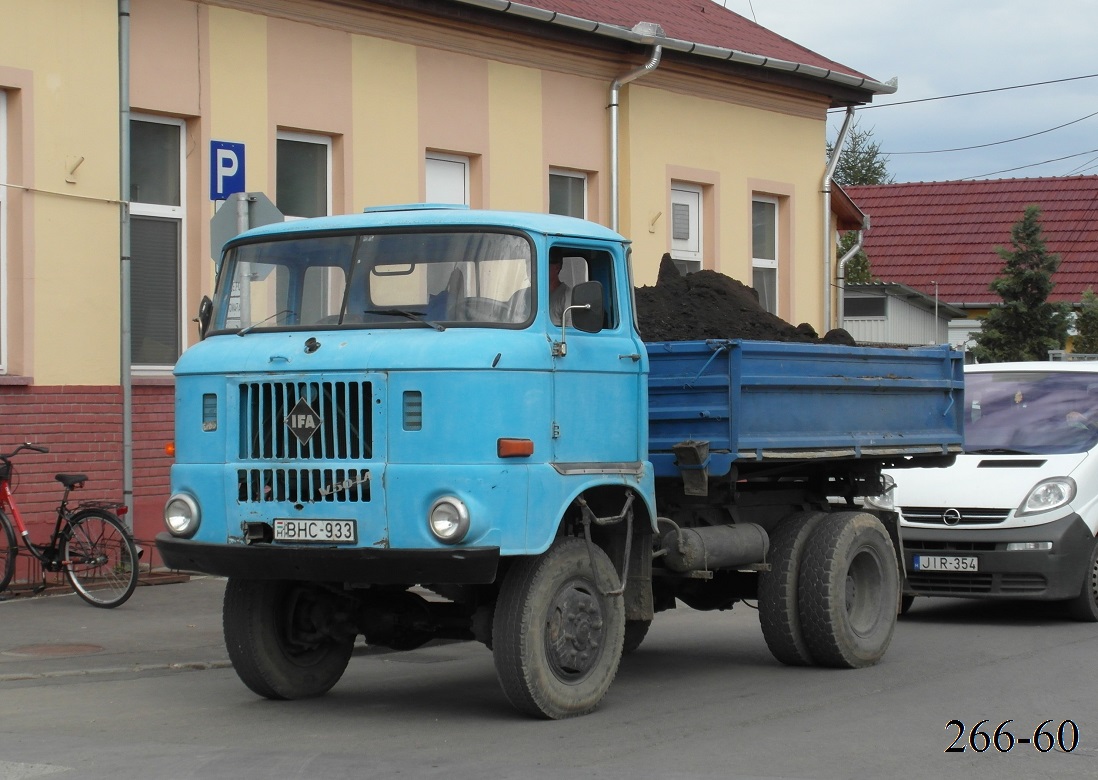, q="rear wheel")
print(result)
[63,509,139,608]
[1065,537,1098,622]
[492,537,625,719]
[0,511,16,593]
[798,511,899,668]
[223,579,355,700]
[758,510,827,666]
